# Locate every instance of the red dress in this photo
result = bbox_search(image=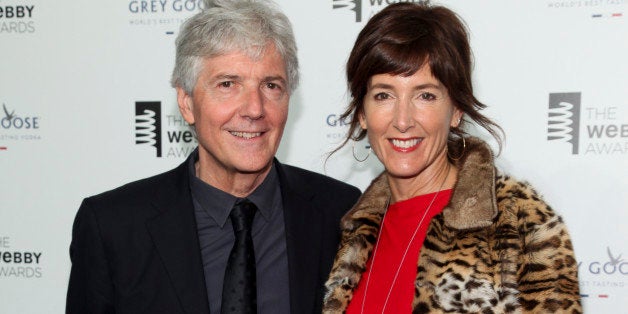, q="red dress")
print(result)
[346,189,452,314]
